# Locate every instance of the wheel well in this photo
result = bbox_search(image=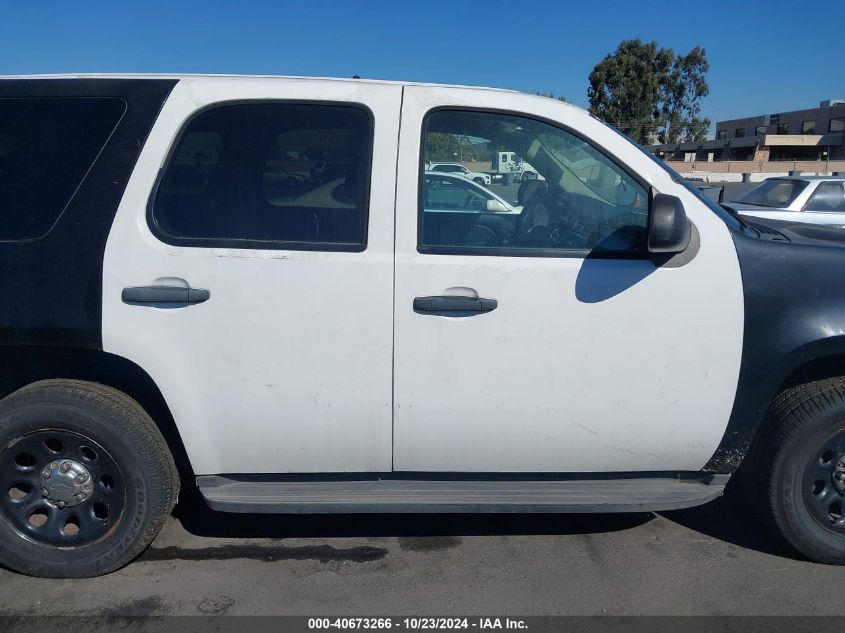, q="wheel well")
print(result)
[779,354,845,392]
[0,346,193,480]
[741,353,845,472]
